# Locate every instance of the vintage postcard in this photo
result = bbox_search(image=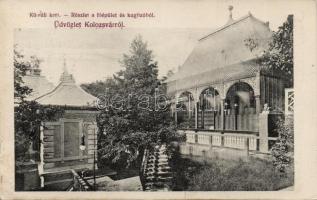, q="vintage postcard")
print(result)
[0,0,316,199]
